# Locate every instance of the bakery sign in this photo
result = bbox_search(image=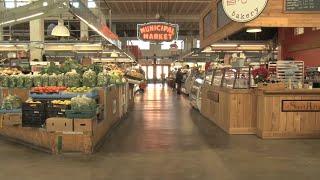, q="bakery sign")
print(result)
[282,100,320,112]
[137,22,179,42]
[222,0,268,23]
